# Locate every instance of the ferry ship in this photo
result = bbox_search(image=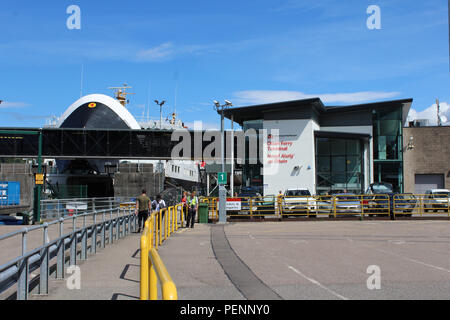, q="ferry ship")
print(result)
[45,85,199,198]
